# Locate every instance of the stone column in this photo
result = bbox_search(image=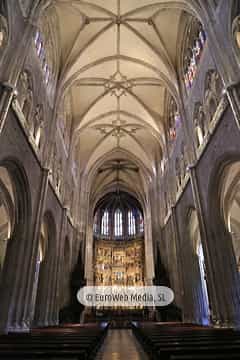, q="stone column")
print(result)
[31,168,63,329]
[189,165,240,327]
[0,231,34,333]
[22,168,49,329]
[0,83,18,134]
[183,248,209,325]
[81,217,94,322]
[34,238,56,327]
[85,223,94,286]
[49,208,68,326]
[144,204,155,285]
[225,84,240,129]
[170,206,185,321]
[0,167,49,334]
[0,7,41,136]
[201,3,240,132]
[188,166,219,322]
